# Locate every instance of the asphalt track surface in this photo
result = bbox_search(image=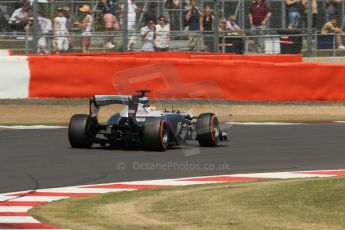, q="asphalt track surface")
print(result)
[1,124,345,193]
